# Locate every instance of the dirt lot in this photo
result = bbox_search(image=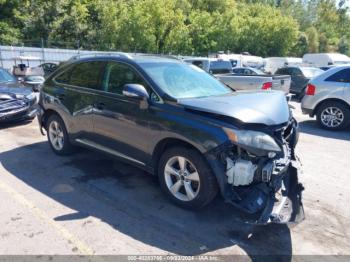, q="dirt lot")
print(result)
[0,101,350,257]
